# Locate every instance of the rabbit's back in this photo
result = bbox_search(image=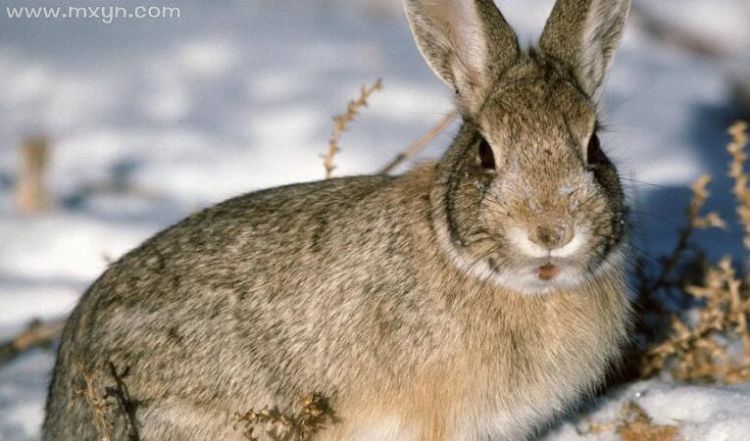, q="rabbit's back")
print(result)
[44,170,458,440]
